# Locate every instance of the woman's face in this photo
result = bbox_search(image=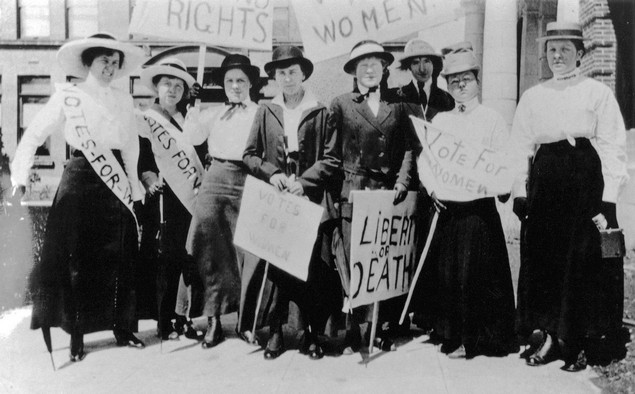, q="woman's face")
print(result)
[447,71,479,103]
[156,76,185,108]
[546,39,582,75]
[224,68,251,103]
[409,56,434,84]
[355,56,384,89]
[88,53,121,85]
[274,64,304,96]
